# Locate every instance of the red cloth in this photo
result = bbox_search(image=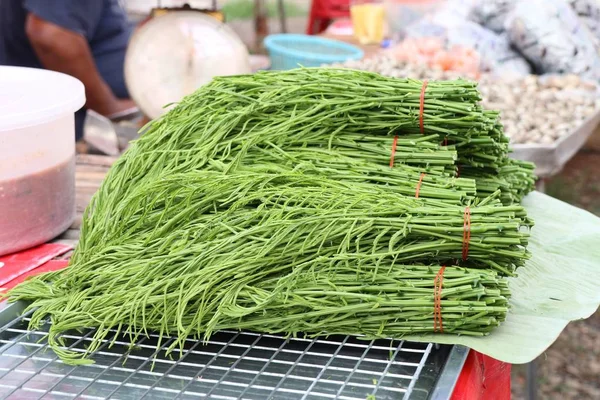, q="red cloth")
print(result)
[0,243,71,290]
[451,350,511,400]
[0,259,69,292]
